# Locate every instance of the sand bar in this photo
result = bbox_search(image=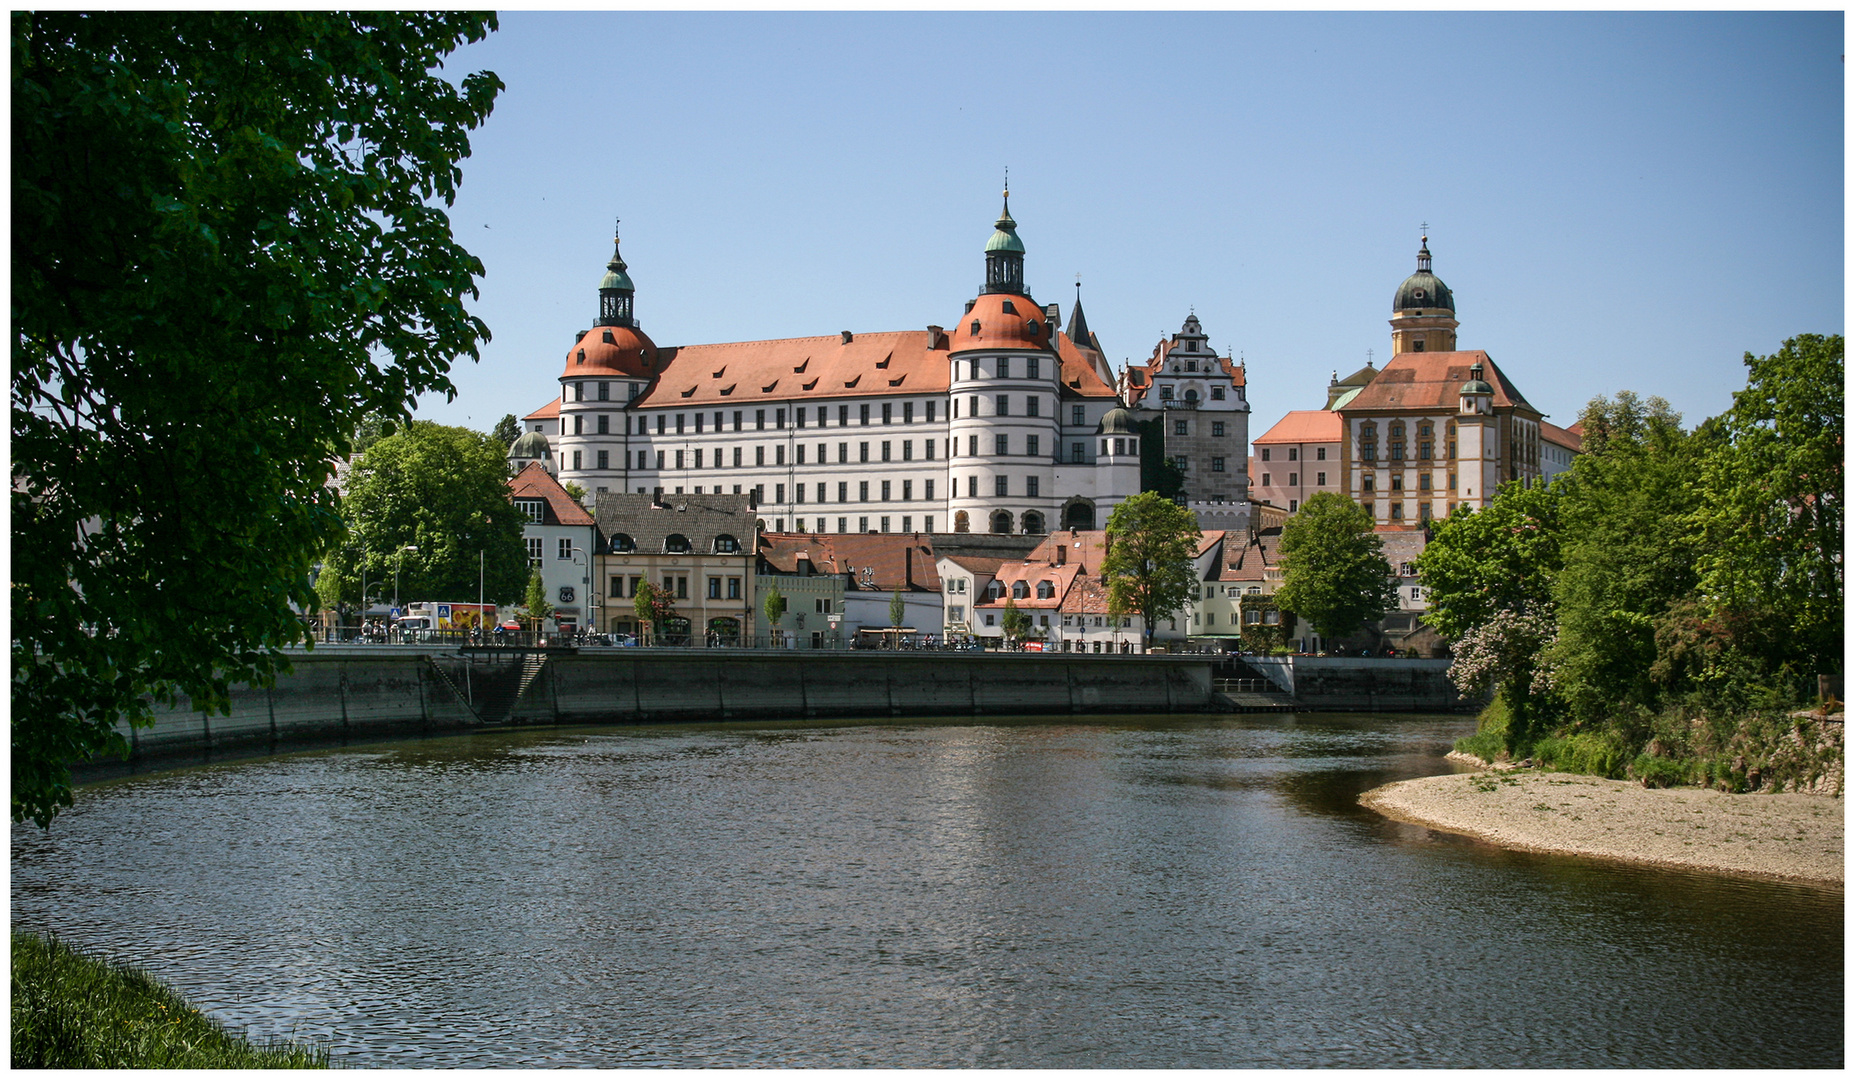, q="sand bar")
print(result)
[1361,769,1843,885]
